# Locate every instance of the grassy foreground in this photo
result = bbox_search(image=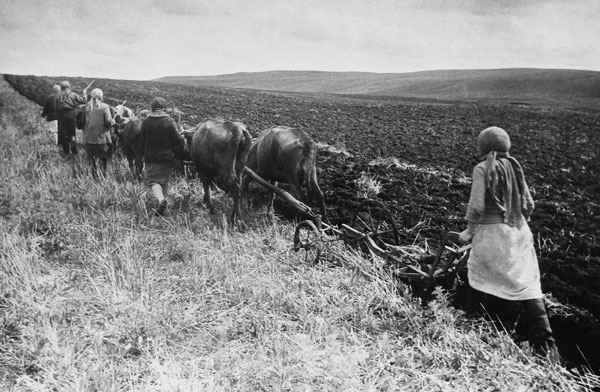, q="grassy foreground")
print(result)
[0,79,597,392]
